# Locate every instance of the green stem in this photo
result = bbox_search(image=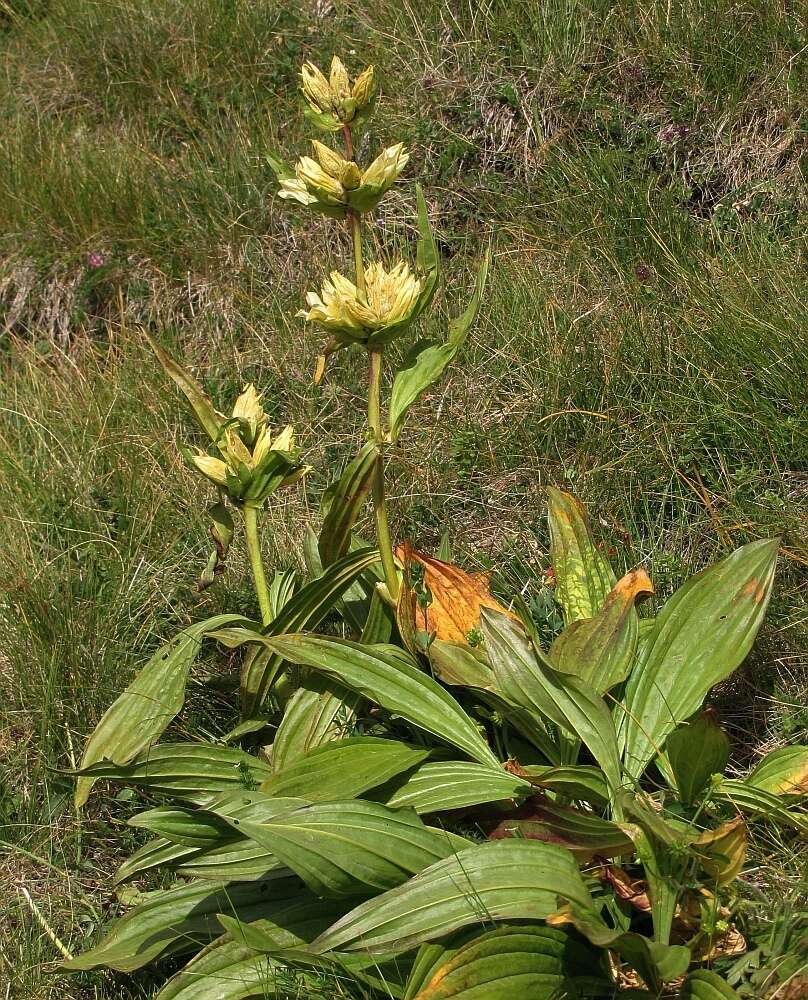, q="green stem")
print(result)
[368,347,399,600]
[350,209,366,298]
[343,122,397,598]
[243,505,271,626]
